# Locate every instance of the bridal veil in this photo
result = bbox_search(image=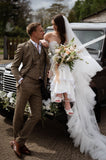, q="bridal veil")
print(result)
[63,16,106,160]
